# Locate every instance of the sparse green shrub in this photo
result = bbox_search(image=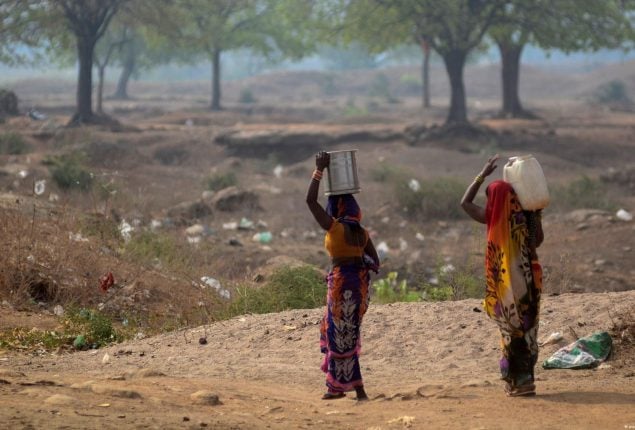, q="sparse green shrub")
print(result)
[370,162,407,183]
[400,74,422,93]
[371,271,421,304]
[63,307,122,348]
[227,265,326,316]
[343,98,368,117]
[81,213,120,243]
[206,172,237,191]
[0,132,28,154]
[0,307,124,351]
[420,263,483,301]
[124,231,187,268]
[45,152,93,191]
[593,80,632,105]
[239,88,256,103]
[396,177,465,219]
[154,146,189,165]
[551,176,617,212]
